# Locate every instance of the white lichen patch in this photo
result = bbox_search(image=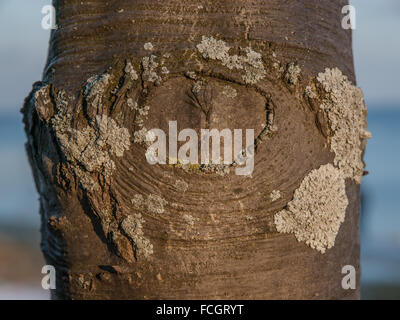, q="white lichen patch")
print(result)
[222,85,237,98]
[133,127,149,144]
[132,101,150,144]
[174,179,188,192]
[185,71,198,80]
[143,42,154,51]
[241,47,266,84]
[34,85,51,105]
[196,36,266,84]
[197,36,230,61]
[270,190,281,201]
[131,194,144,209]
[95,115,131,157]
[192,81,203,94]
[147,194,167,214]
[305,85,317,99]
[130,194,167,214]
[285,63,301,85]
[124,61,139,81]
[183,214,198,226]
[200,163,231,176]
[121,214,153,258]
[274,164,348,253]
[161,66,170,74]
[142,55,162,83]
[127,98,138,110]
[84,73,111,108]
[316,68,371,183]
[53,113,130,189]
